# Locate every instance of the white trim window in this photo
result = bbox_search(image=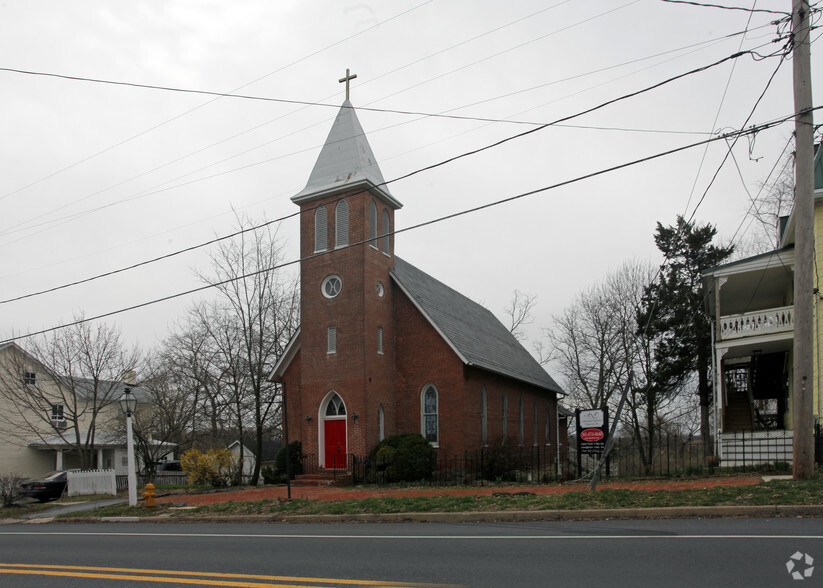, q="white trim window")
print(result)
[378,404,385,441]
[421,384,438,445]
[314,206,328,252]
[369,199,378,248]
[51,404,66,429]
[327,326,337,354]
[335,200,349,248]
[23,371,37,386]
